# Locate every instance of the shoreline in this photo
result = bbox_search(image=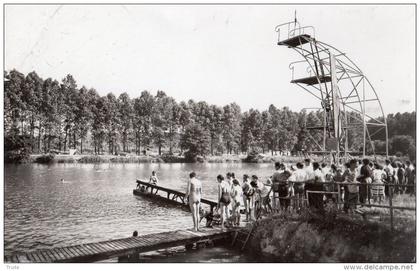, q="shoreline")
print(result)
[16,153,306,164]
[7,153,392,165]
